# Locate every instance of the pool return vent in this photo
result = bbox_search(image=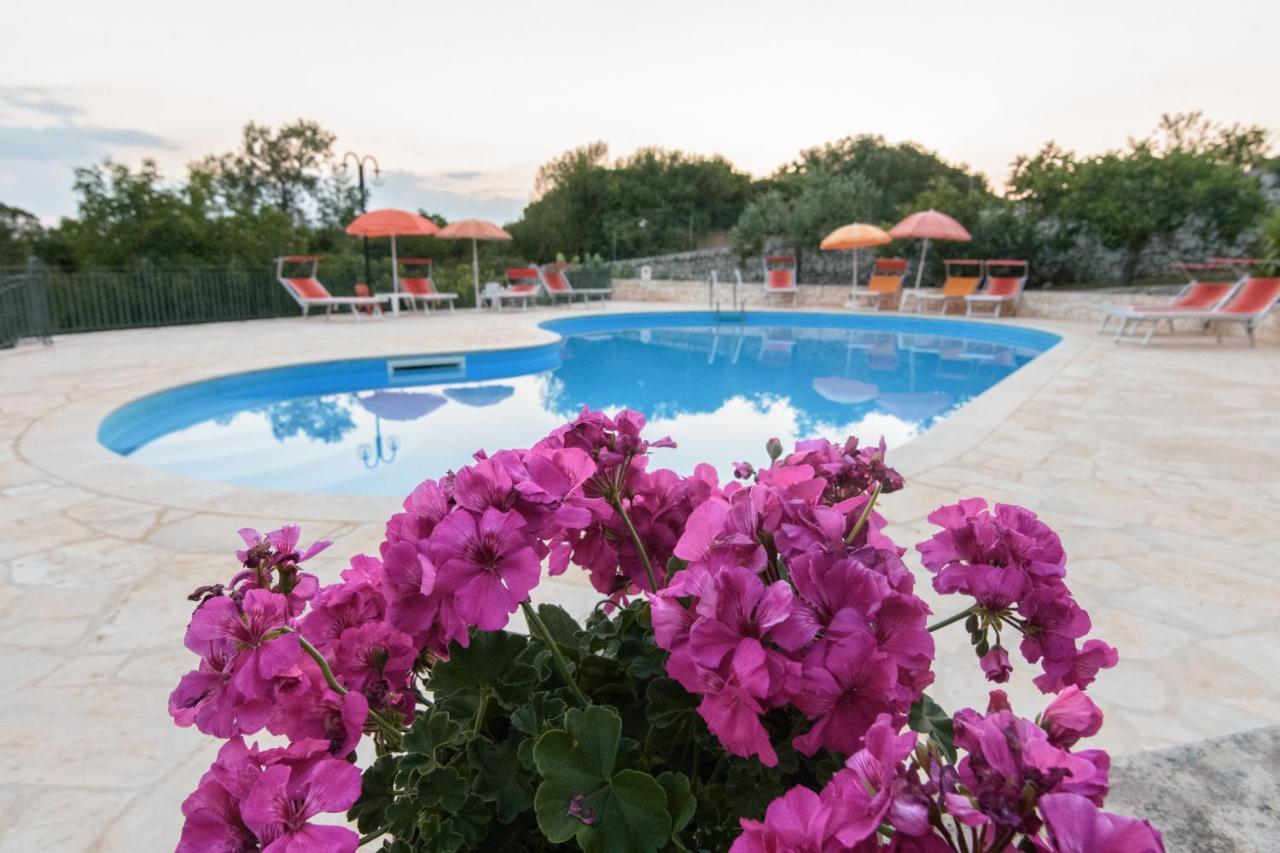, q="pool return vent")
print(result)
[386,355,466,384]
